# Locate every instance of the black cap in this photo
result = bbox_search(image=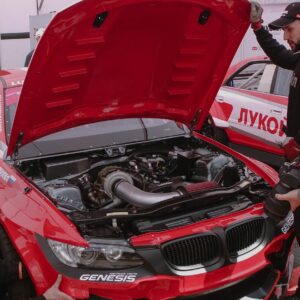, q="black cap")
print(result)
[269,2,300,30]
